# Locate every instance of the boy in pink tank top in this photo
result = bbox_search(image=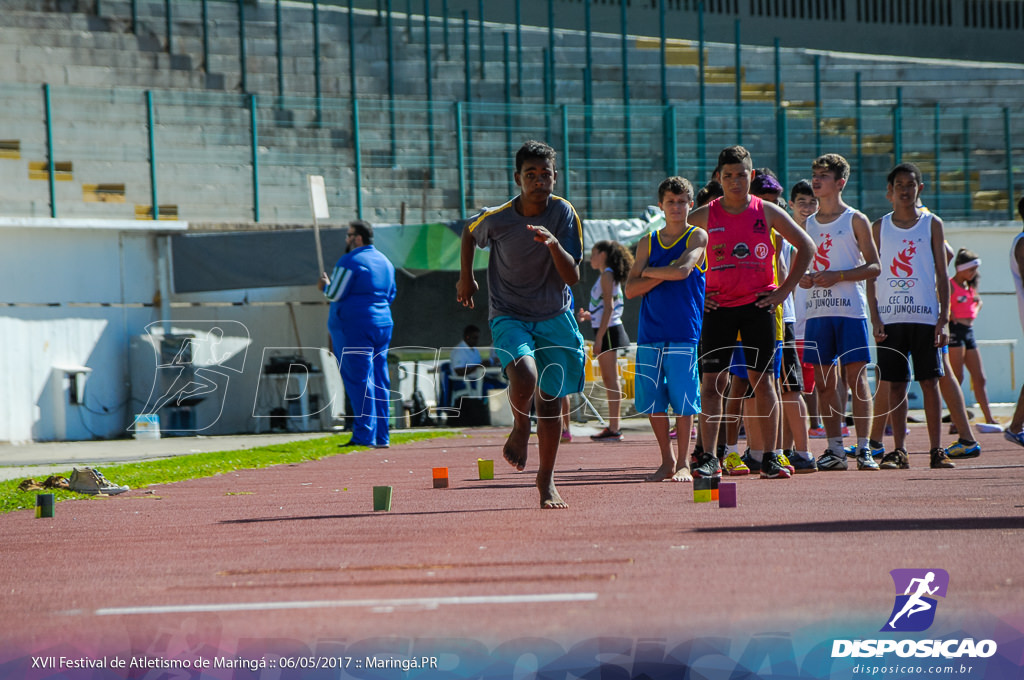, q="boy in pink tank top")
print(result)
[687,146,815,481]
